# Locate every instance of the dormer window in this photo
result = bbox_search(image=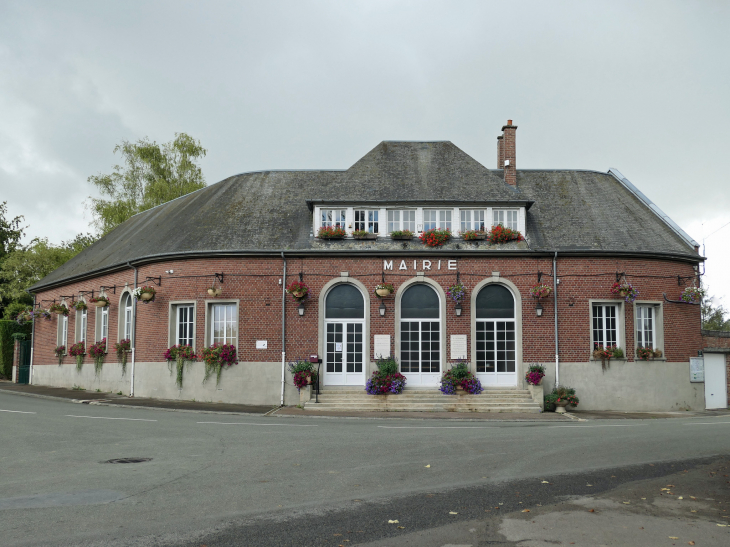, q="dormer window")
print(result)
[321,209,346,228]
[387,210,416,233]
[354,210,379,233]
[423,209,452,231]
[493,209,518,230]
[460,210,487,232]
